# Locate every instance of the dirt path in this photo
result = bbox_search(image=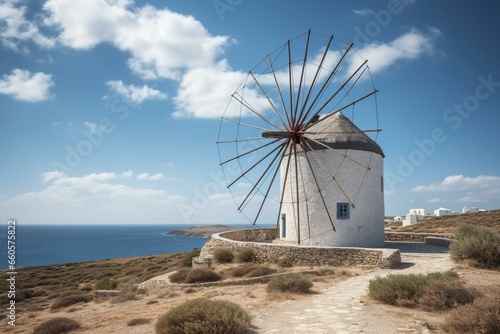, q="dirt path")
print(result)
[250,242,453,334]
